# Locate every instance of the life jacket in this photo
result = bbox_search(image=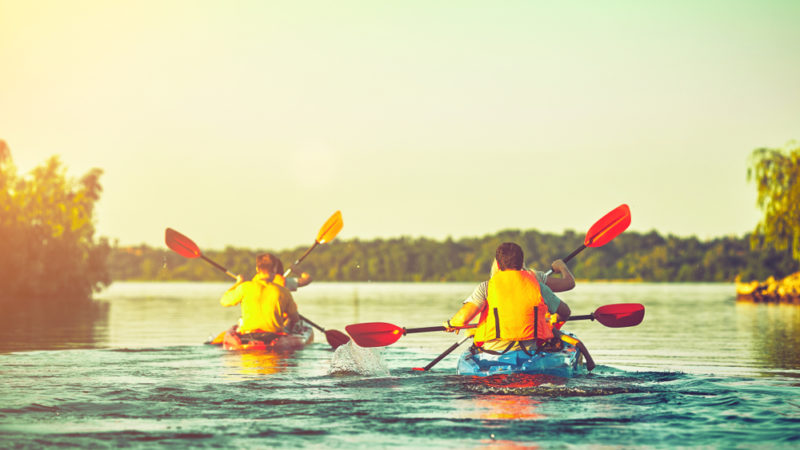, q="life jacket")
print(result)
[474,269,554,346]
[236,273,297,334]
[271,274,286,287]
